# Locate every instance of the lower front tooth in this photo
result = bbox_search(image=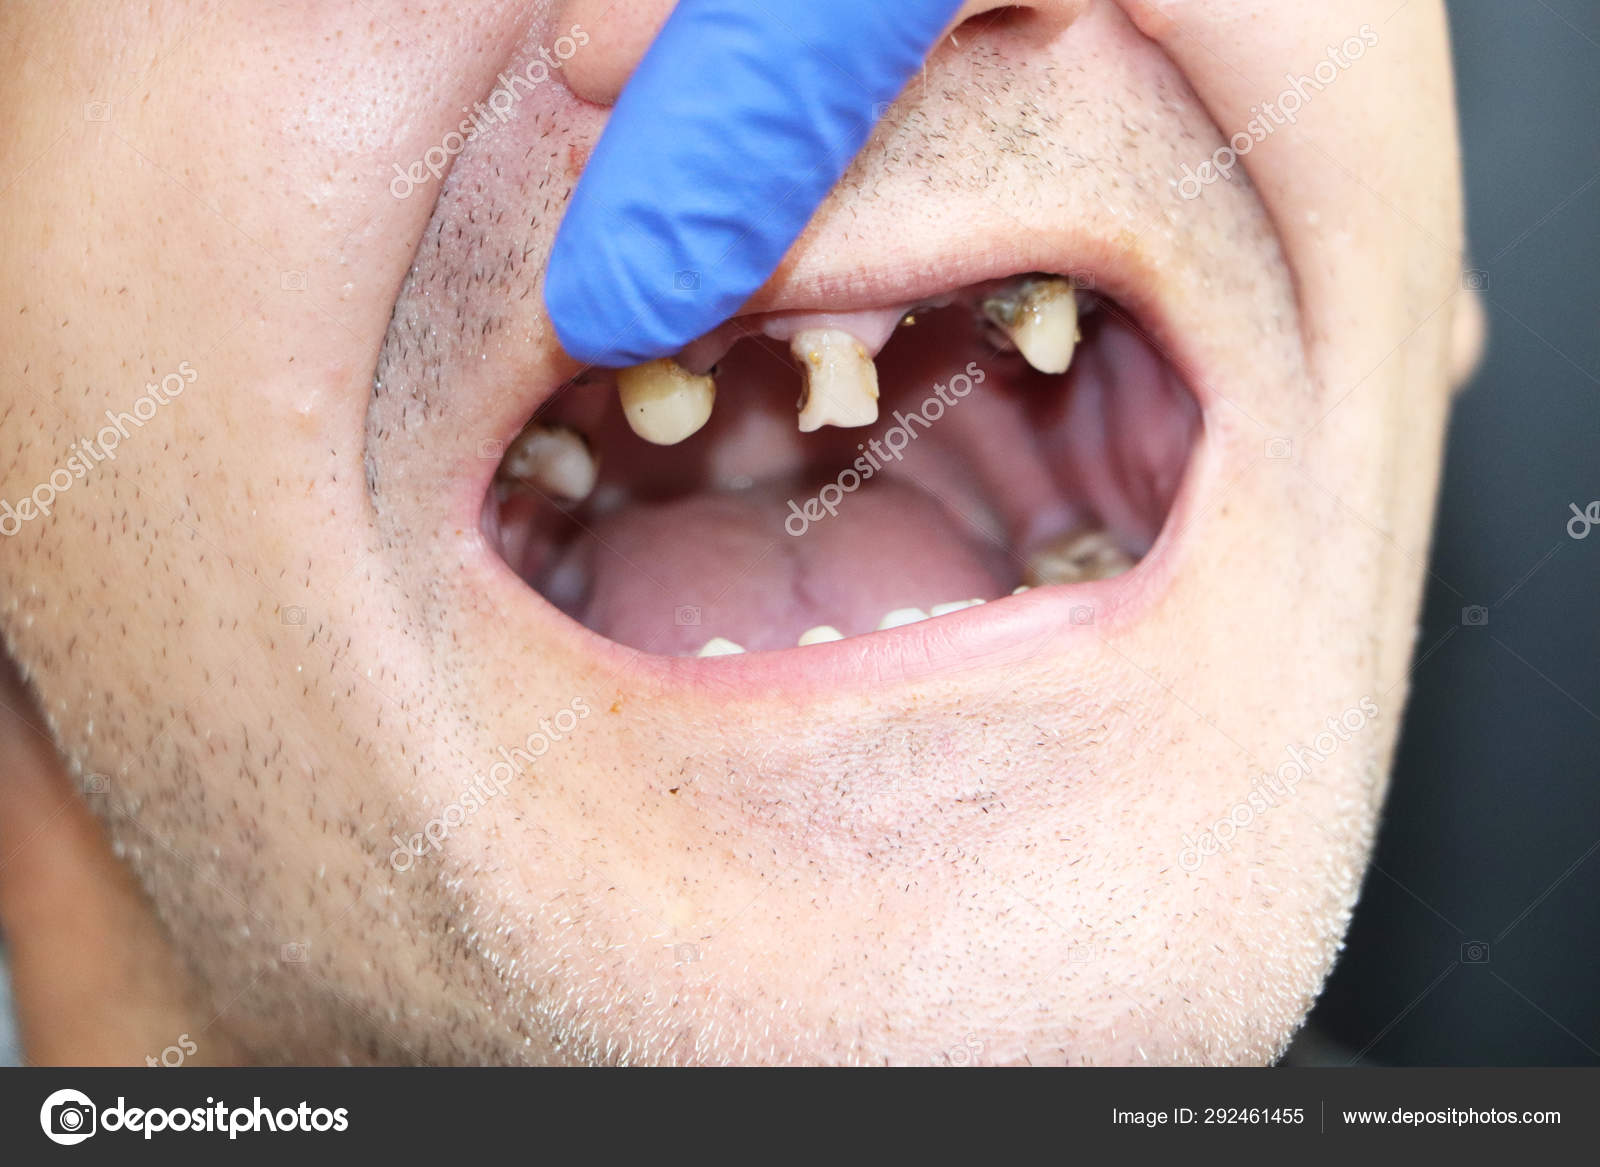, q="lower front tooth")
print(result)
[500,425,598,502]
[793,329,879,432]
[616,358,716,445]
[797,624,844,646]
[876,607,928,630]
[983,277,1080,375]
[696,637,745,657]
[1023,529,1135,586]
